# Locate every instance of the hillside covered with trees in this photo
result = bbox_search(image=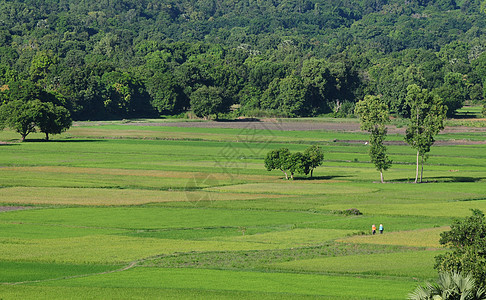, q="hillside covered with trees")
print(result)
[1,0,486,120]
